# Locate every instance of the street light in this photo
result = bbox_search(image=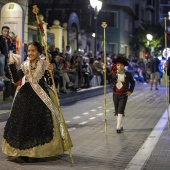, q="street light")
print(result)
[90,0,102,57]
[146,33,153,56]
[146,34,153,45]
